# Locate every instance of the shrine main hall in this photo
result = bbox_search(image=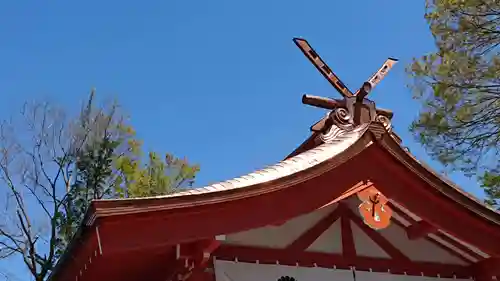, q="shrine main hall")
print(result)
[48,38,500,281]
